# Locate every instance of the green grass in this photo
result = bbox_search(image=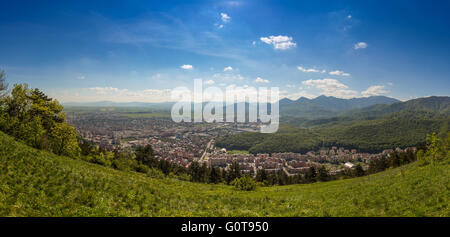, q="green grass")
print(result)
[0,131,448,217]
